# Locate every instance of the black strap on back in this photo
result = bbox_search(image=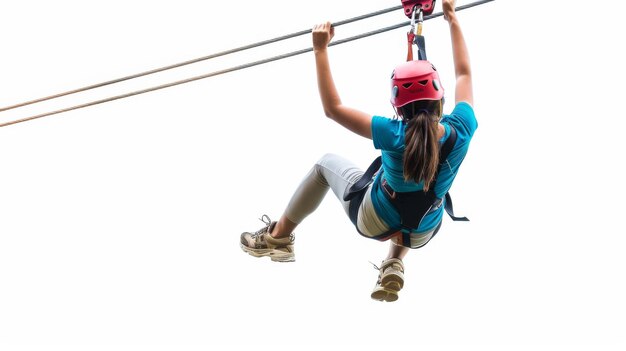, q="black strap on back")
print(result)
[434,126,468,222]
[439,124,456,166]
